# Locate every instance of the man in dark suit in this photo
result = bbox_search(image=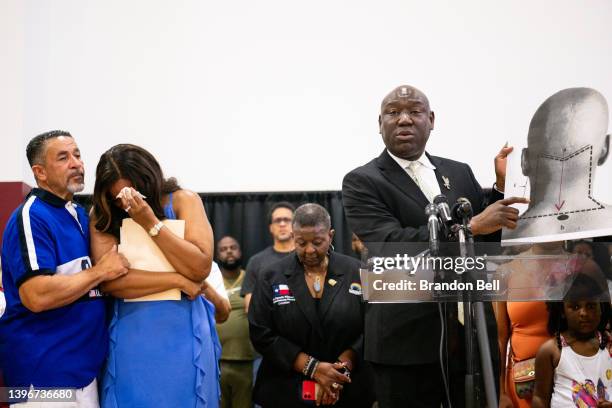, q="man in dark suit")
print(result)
[342,85,528,407]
